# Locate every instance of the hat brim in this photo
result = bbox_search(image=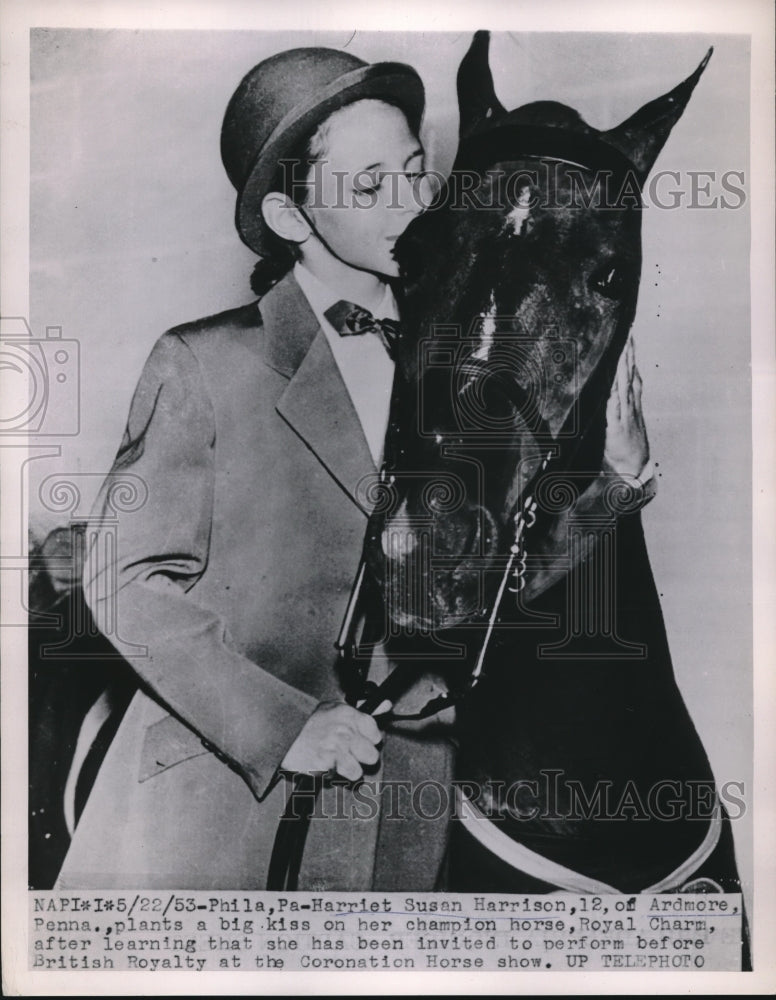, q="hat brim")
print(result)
[236,62,425,256]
